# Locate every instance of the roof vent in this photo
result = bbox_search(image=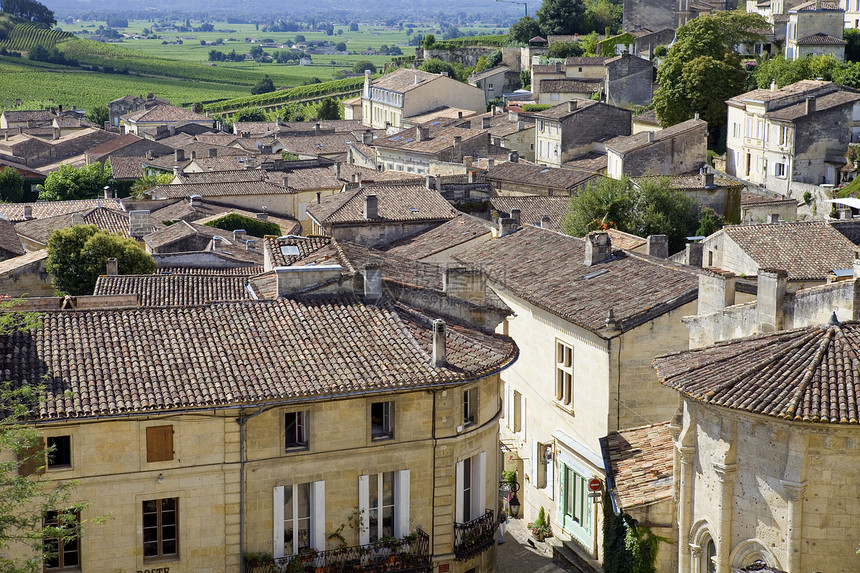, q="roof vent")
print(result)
[828,311,841,326]
[432,319,447,367]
